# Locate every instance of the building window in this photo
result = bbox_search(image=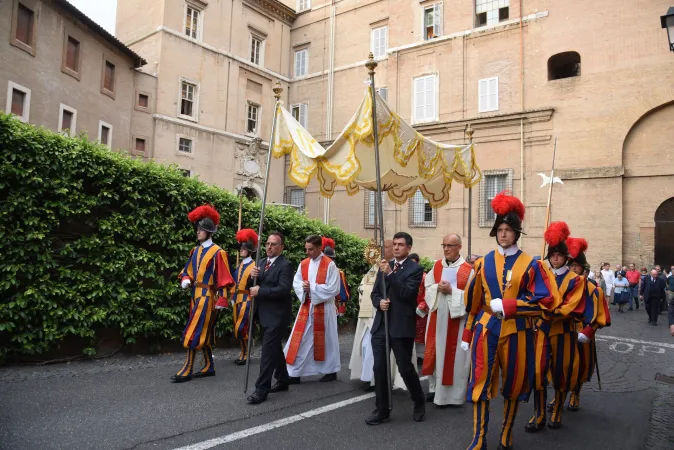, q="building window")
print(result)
[250,35,264,66]
[297,0,310,12]
[479,169,514,227]
[138,94,149,108]
[371,26,388,59]
[286,187,305,208]
[413,74,437,123]
[291,103,308,129]
[135,138,146,152]
[58,104,77,136]
[61,35,81,79]
[101,59,116,98]
[548,52,581,81]
[6,81,31,122]
[178,137,193,154]
[185,5,201,40]
[11,2,37,56]
[364,191,386,229]
[377,87,388,102]
[409,189,436,228]
[295,49,308,77]
[98,121,113,148]
[179,79,198,121]
[478,77,499,113]
[423,4,442,41]
[180,169,192,177]
[247,103,259,134]
[476,0,509,27]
